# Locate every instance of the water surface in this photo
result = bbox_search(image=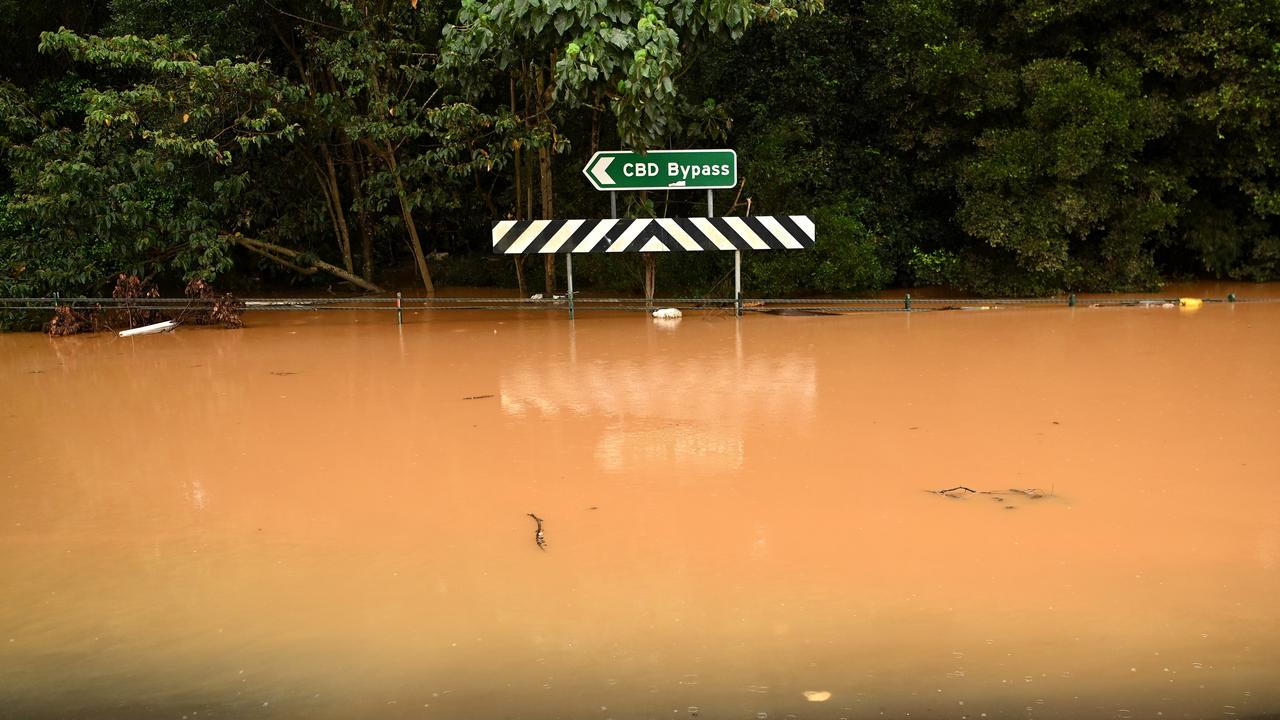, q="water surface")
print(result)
[2,295,1278,719]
